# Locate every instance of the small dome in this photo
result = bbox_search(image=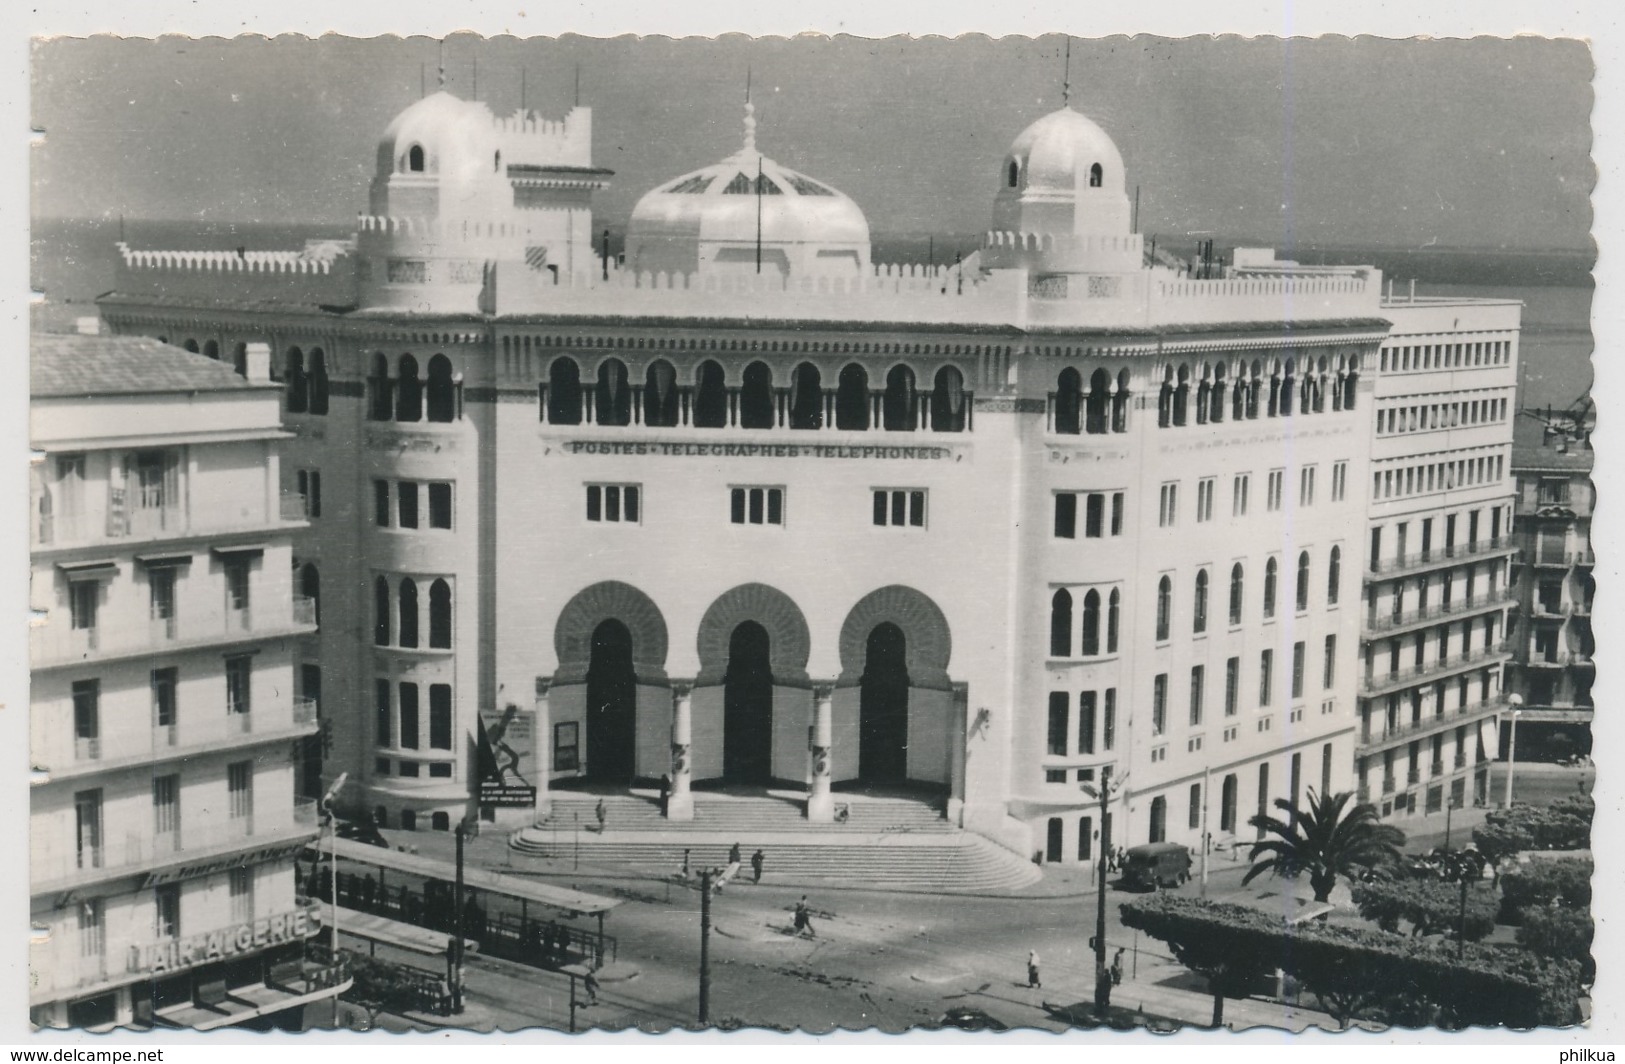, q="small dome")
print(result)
[1005,106,1126,196]
[374,91,495,178]
[626,102,870,278]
